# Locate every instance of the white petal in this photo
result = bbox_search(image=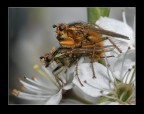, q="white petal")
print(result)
[63,83,74,90]
[57,67,74,90]
[42,66,57,82]
[72,86,99,104]
[16,91,52,101]
[60,65,75,86]
[78,57,85,64]
[58,71,67,84]
[112,49,135,81]
[45,89,62,105]
[73,62,112,97]
[19,79,56,95]
[32,76,58,91]
[24,76,58,91]
[41,67,60,90]
[96,17,135,48]
[106,57,117,69]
